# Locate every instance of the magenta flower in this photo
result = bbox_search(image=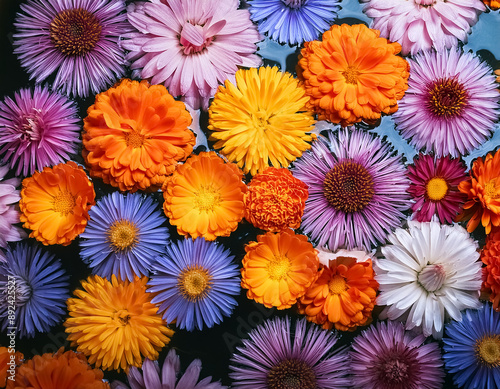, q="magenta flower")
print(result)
[0,85,80,177]
[0,165,26,249]
[121,0,262,110]
[361,0,485,56]
[13,0,132,98]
